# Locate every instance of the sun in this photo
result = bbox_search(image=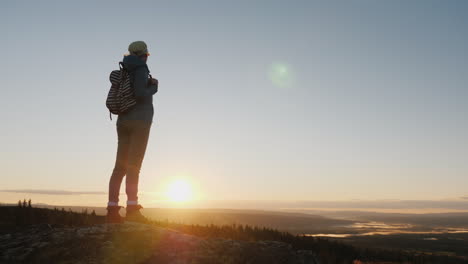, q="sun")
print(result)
[165,179,193,202]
